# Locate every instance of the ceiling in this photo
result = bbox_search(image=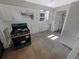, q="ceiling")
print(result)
[24,0,78,8]
[0,0,78,8]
